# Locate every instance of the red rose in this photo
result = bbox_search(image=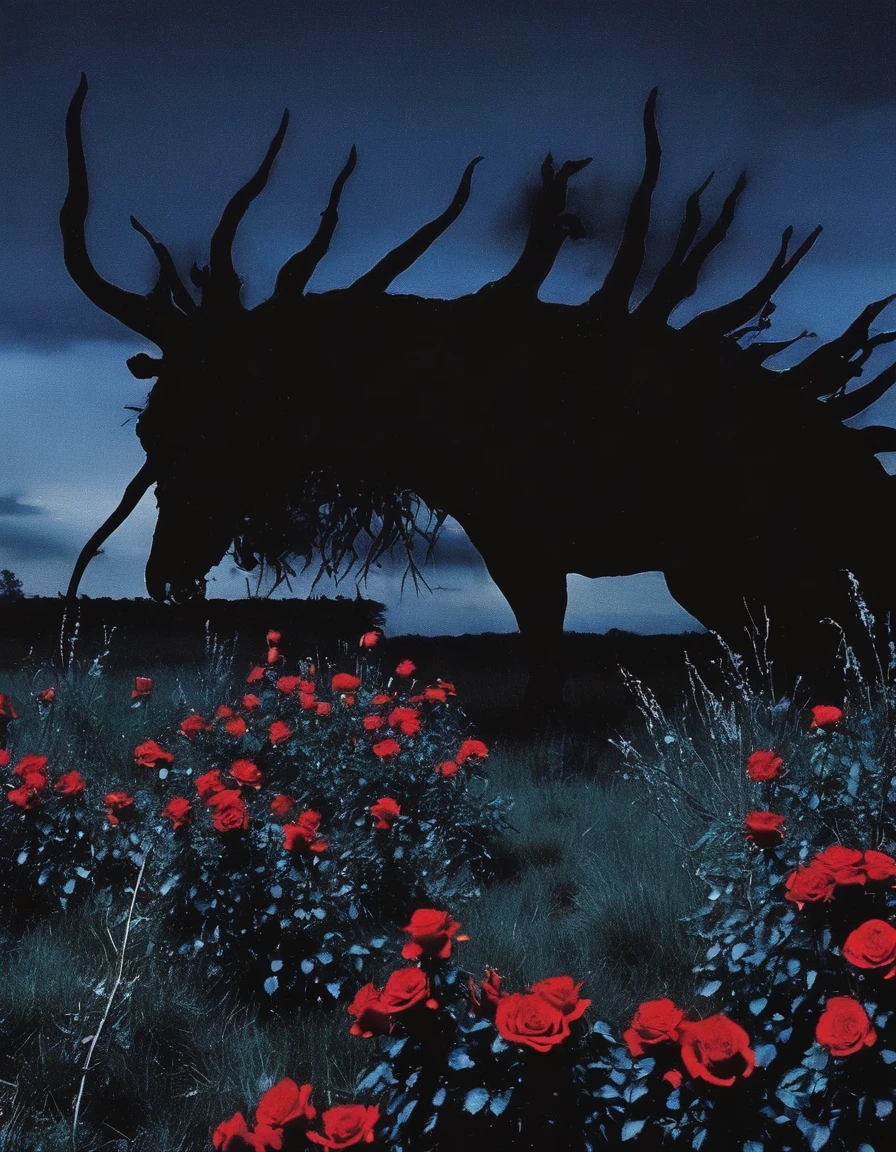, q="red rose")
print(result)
[359,630,381,649]
[0,750,9,767]
[270,794,295,820]
[745,750,783,781]
[316,701,331,717]
[206,789,250,833]
[372,738,401,759]
[784,863,837,908]
[55,770,86,799]
[342,695,356,707]
[180,713,211,740]
[0,694,18,720]
[863,850,896,883]
[134,739,174,768]
[810,704,843,730]
[495,992,572,1052]
[212,1112,265,1152]
[299,692,317,710]
[814,845,866,886]
[842,919,896,977]
[679,1014,755,1087]
[744,811,785,848]
[8,783,43,809]
[36,686,56,706]
[469,967,506,1018]
[348,983,392,1038]
[247,665,266,683]
[242,694,262,711]
[283,810,328,853]
[131,677,153,699]
[623,998,686,1057]
[437,680,456,695]
[388,706,419,727]
[276,675,302,695]
[371,693,392,706]
[401,907,462,960]
[306,1104,379,1149]
[528,975,590,1021]
[266,629,282,646]
[395,660,416,677]
[13,753,49,780]
[255,1078,316,1128]
[435,760,459,777]
[379,966,438,1013]
[267,647,283,666]
[105,791,135,825]
[332,672,361,692]
[225,716,248,738]
[216,705,234,719]
[195,769,226,800]
[229,760,263,789]
[816,996,877,1056]
[162,796,193,829]
[663,1069,683,1089]
[362,715,384,731]
[456,738,488,764]
[422,686,447,702]
[270,720,293,745]
[370,797,400,829]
